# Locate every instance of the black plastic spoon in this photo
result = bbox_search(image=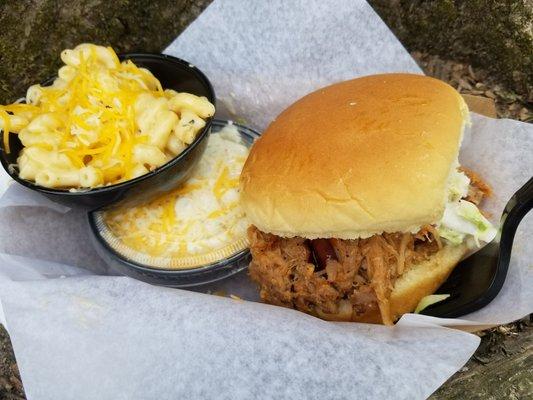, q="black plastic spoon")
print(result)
[423,177,533,318]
